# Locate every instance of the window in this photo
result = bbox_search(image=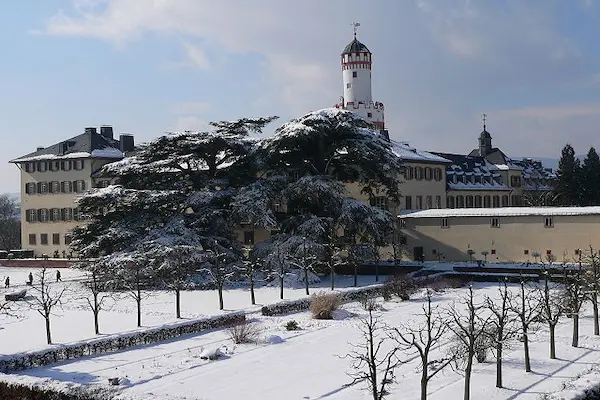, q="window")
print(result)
[435,195,442,209]
[28,234,36,245]
[491,249,496,255]
[510,175,522,187]
[524,249,529,255]
[425,195,432,209]
[25,162,35,173]
[38,209,49,223]
[404,166,413,180]
[502,195,509,207]
[466,195,474,208]
[492,195,500,208]
[74,180,86,193]
[61,181,73,193]
[25,182,36,194]
[415,167,423,180]
[416,196,423,210]
[511,195,522,206]
[352,71,357,78]
[37,162,47,173]
[544,216,553,228]
[52,233,60,245]
[475,195,482,208]
[441,218,449,228]
[74,160,84,170]
[50,181,60,194]
[37,181,48,194]
[64,234,72,245]
[49,161,60,172]
[404,195,412,210]
[370,196,389,211]
[272,198,284,213]
[425,167,432,181]
[491,217,500,228]
[457,195,465,208]
[367,112,372,118]
[62,160,72,171]
[40,234,48,245]
[434,168,442,181]
[62,208,73,221]
[484,195,491,208]
[243,231,255,245]
[447,196,455,209]
[51,208,60,222]
[399,219,407,229]
[346,83,351,89]
[546,249,552,255]
[73,208,85,221]
[26,209,37,223]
